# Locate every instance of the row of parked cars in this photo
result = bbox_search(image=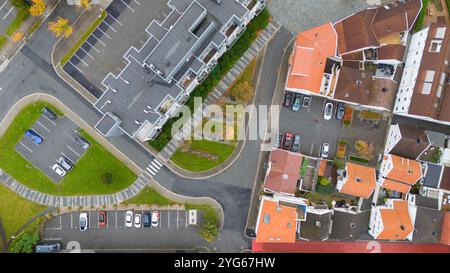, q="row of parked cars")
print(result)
[274,131,330,158]
[283,92,311,111]
[78,210,160,231]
